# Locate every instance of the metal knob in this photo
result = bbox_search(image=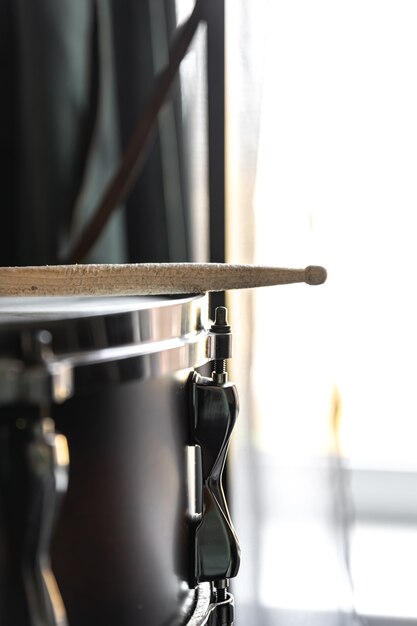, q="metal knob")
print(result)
[207,307,233,385]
